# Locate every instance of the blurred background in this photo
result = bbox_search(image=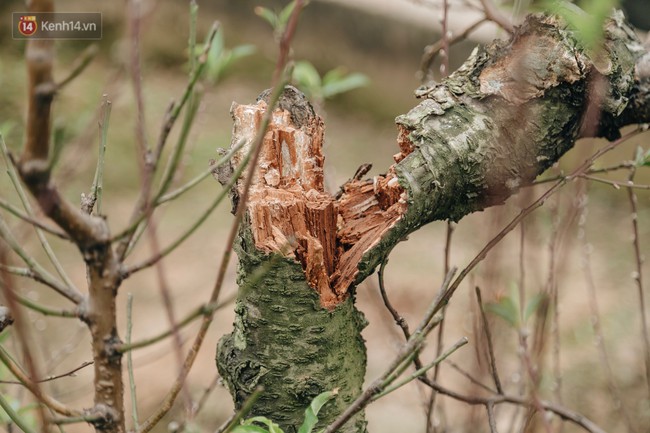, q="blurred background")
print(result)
[0,0,649,432]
